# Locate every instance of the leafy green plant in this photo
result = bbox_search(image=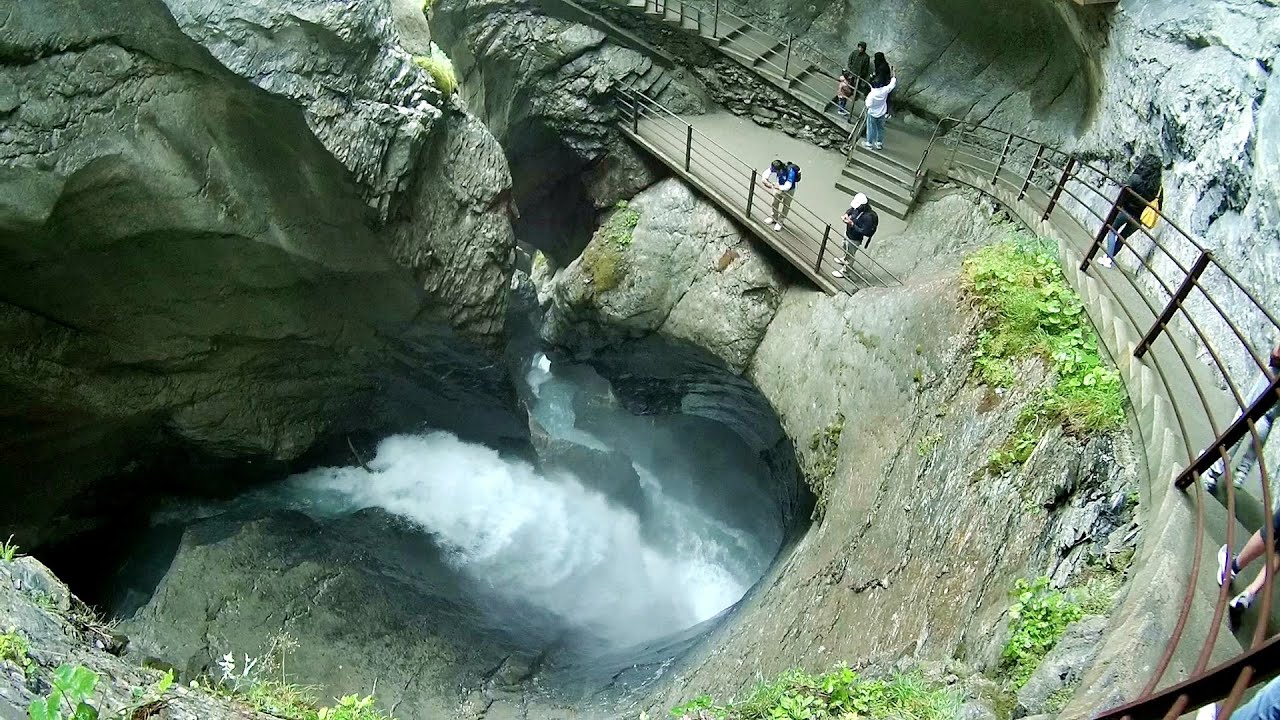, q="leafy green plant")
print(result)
[1,630,34,677]
[1001,577,1083,689]
[670,694,723,718]
[421,0,433,14]
[412,55,457,95]
[963,232,1126,473]
[317,695,396,720]
[28,664,100,720]
[668,666,958,720]
[917,434,942,457]
[2,535,20,562]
